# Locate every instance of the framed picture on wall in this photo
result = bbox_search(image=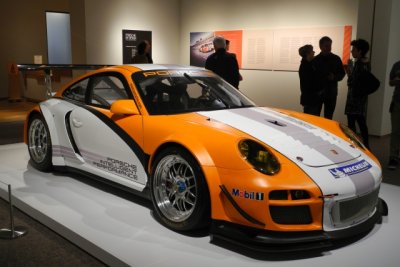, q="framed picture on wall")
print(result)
[190,32,215,67]
[122,29,152,64]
